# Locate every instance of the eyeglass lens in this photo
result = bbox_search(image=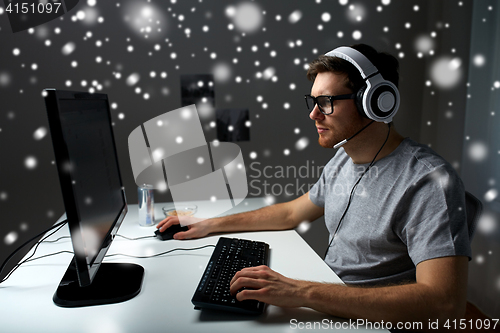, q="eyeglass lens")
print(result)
[306,96,332,113]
